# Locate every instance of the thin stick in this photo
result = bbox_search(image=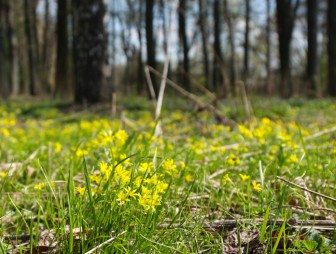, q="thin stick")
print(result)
[144,65,157,102]
[154,0,178,137]
[276,176,336,202]
[111,92,116,116]
[155,0,178,120]
[85,231,127,254]
[148,66,235,127]
[305,126,336,140]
